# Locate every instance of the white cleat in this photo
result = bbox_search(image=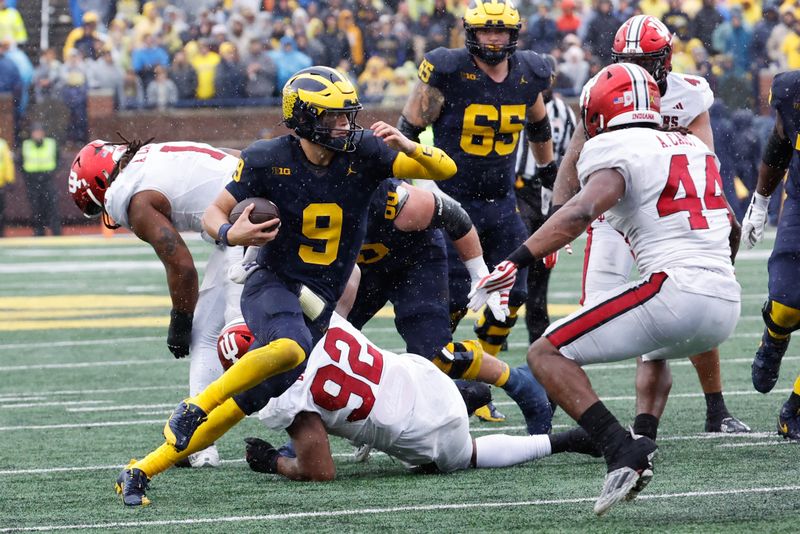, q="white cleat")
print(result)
[594,466,652,516]
[353,444,372,463]
[189,444,221,468]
